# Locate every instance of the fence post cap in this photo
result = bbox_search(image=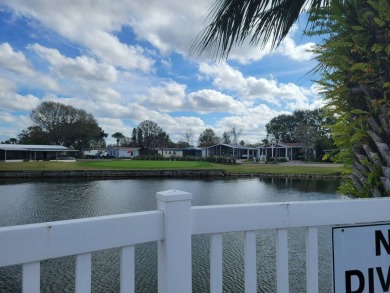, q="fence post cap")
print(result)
[156,189,192,202]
